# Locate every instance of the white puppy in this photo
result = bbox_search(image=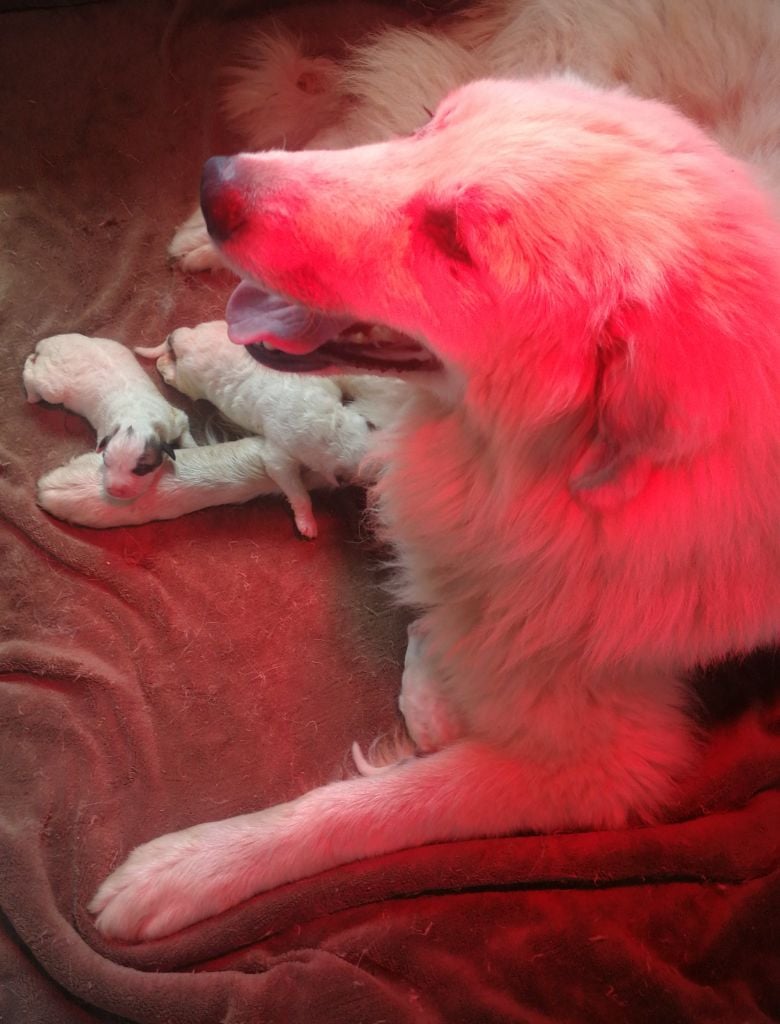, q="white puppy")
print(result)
[135,321,405,536]
[36,438,331,528]
[24,334,195,499]
[90,67,780,942]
